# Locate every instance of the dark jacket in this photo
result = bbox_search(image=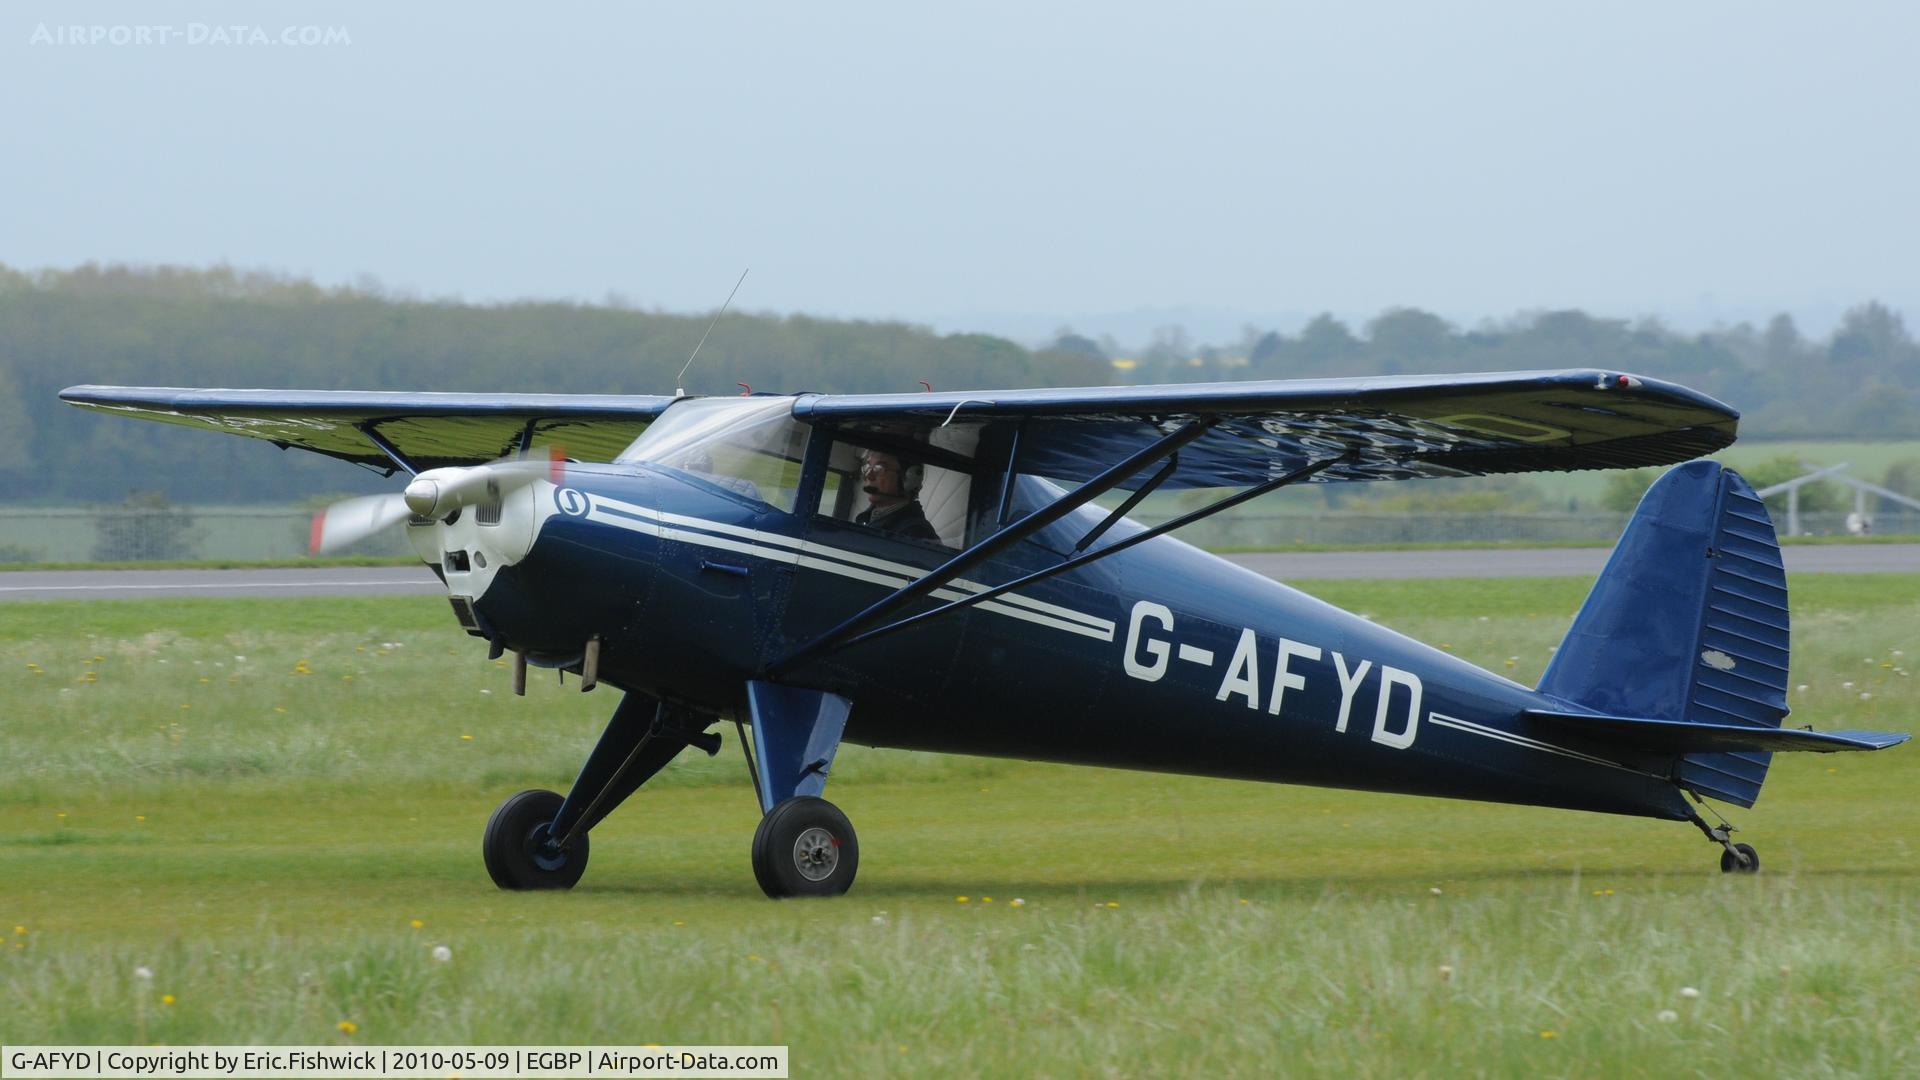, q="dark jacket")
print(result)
[855,499,940,543]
